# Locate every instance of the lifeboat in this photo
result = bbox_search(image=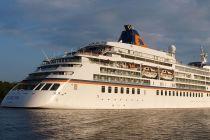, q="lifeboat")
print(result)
[142,65,158,79]
[160,69,174,80]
